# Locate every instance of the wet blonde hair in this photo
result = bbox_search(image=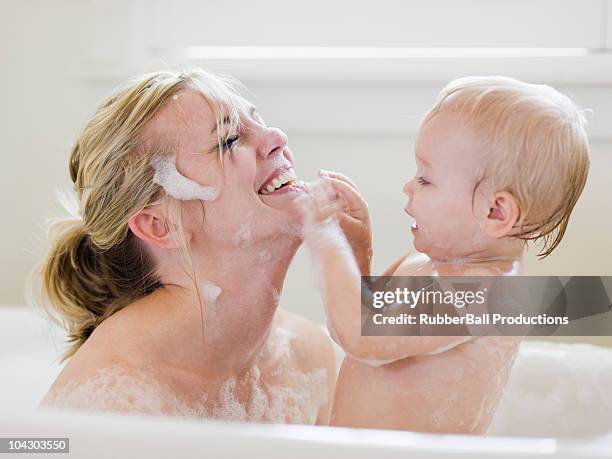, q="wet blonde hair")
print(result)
[425,76,590,258]
[28,69,244,360]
